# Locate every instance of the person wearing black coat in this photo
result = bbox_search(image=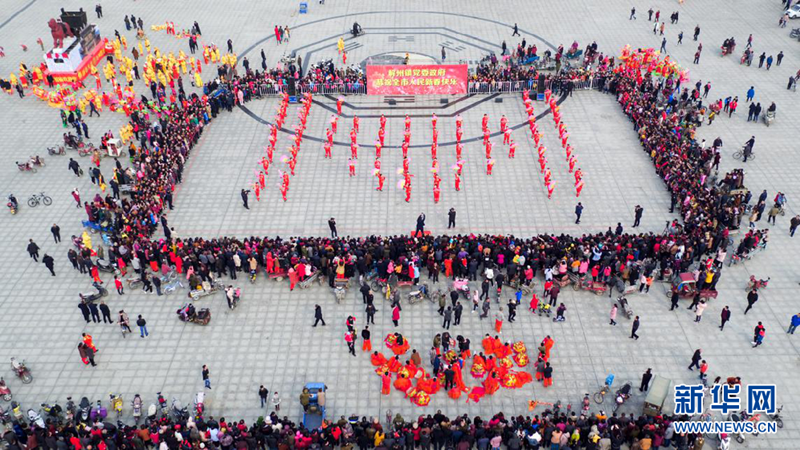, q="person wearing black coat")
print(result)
[42,254,55,276]
[27,239,40,261]
[99,301,113,323]
[78,302,91,323]
[640,368,653,391]
[313,305,326,327]
[88,302,101,323]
